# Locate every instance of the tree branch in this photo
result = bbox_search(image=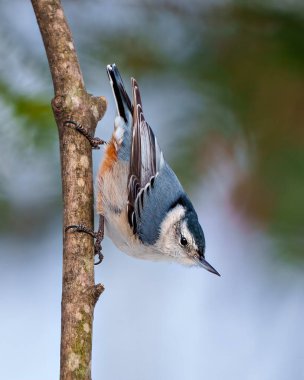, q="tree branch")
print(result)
[31,1,107,379]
